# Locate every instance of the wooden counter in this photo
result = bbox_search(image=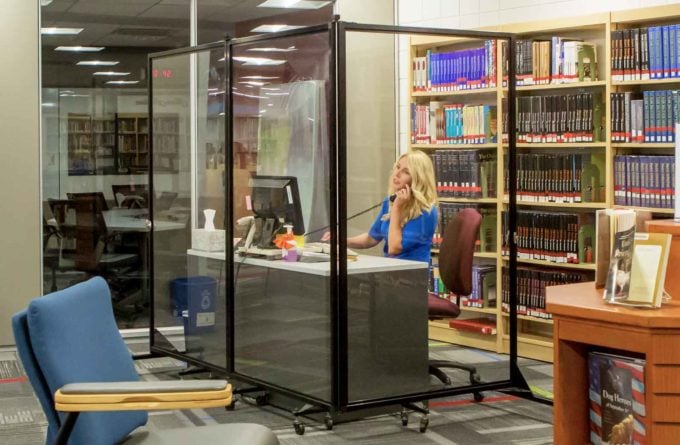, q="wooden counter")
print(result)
[546,281,680,444]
